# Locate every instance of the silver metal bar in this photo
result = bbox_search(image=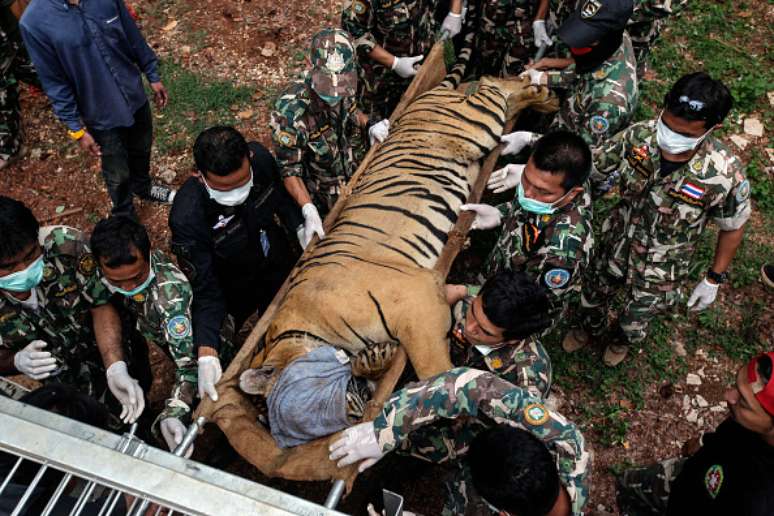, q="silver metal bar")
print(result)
[324,480,346,509]
[70,479,98,516]
[173,416,204,457]
[41,472,73,516]
[0,456,23,496]
[10,463,48,516]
